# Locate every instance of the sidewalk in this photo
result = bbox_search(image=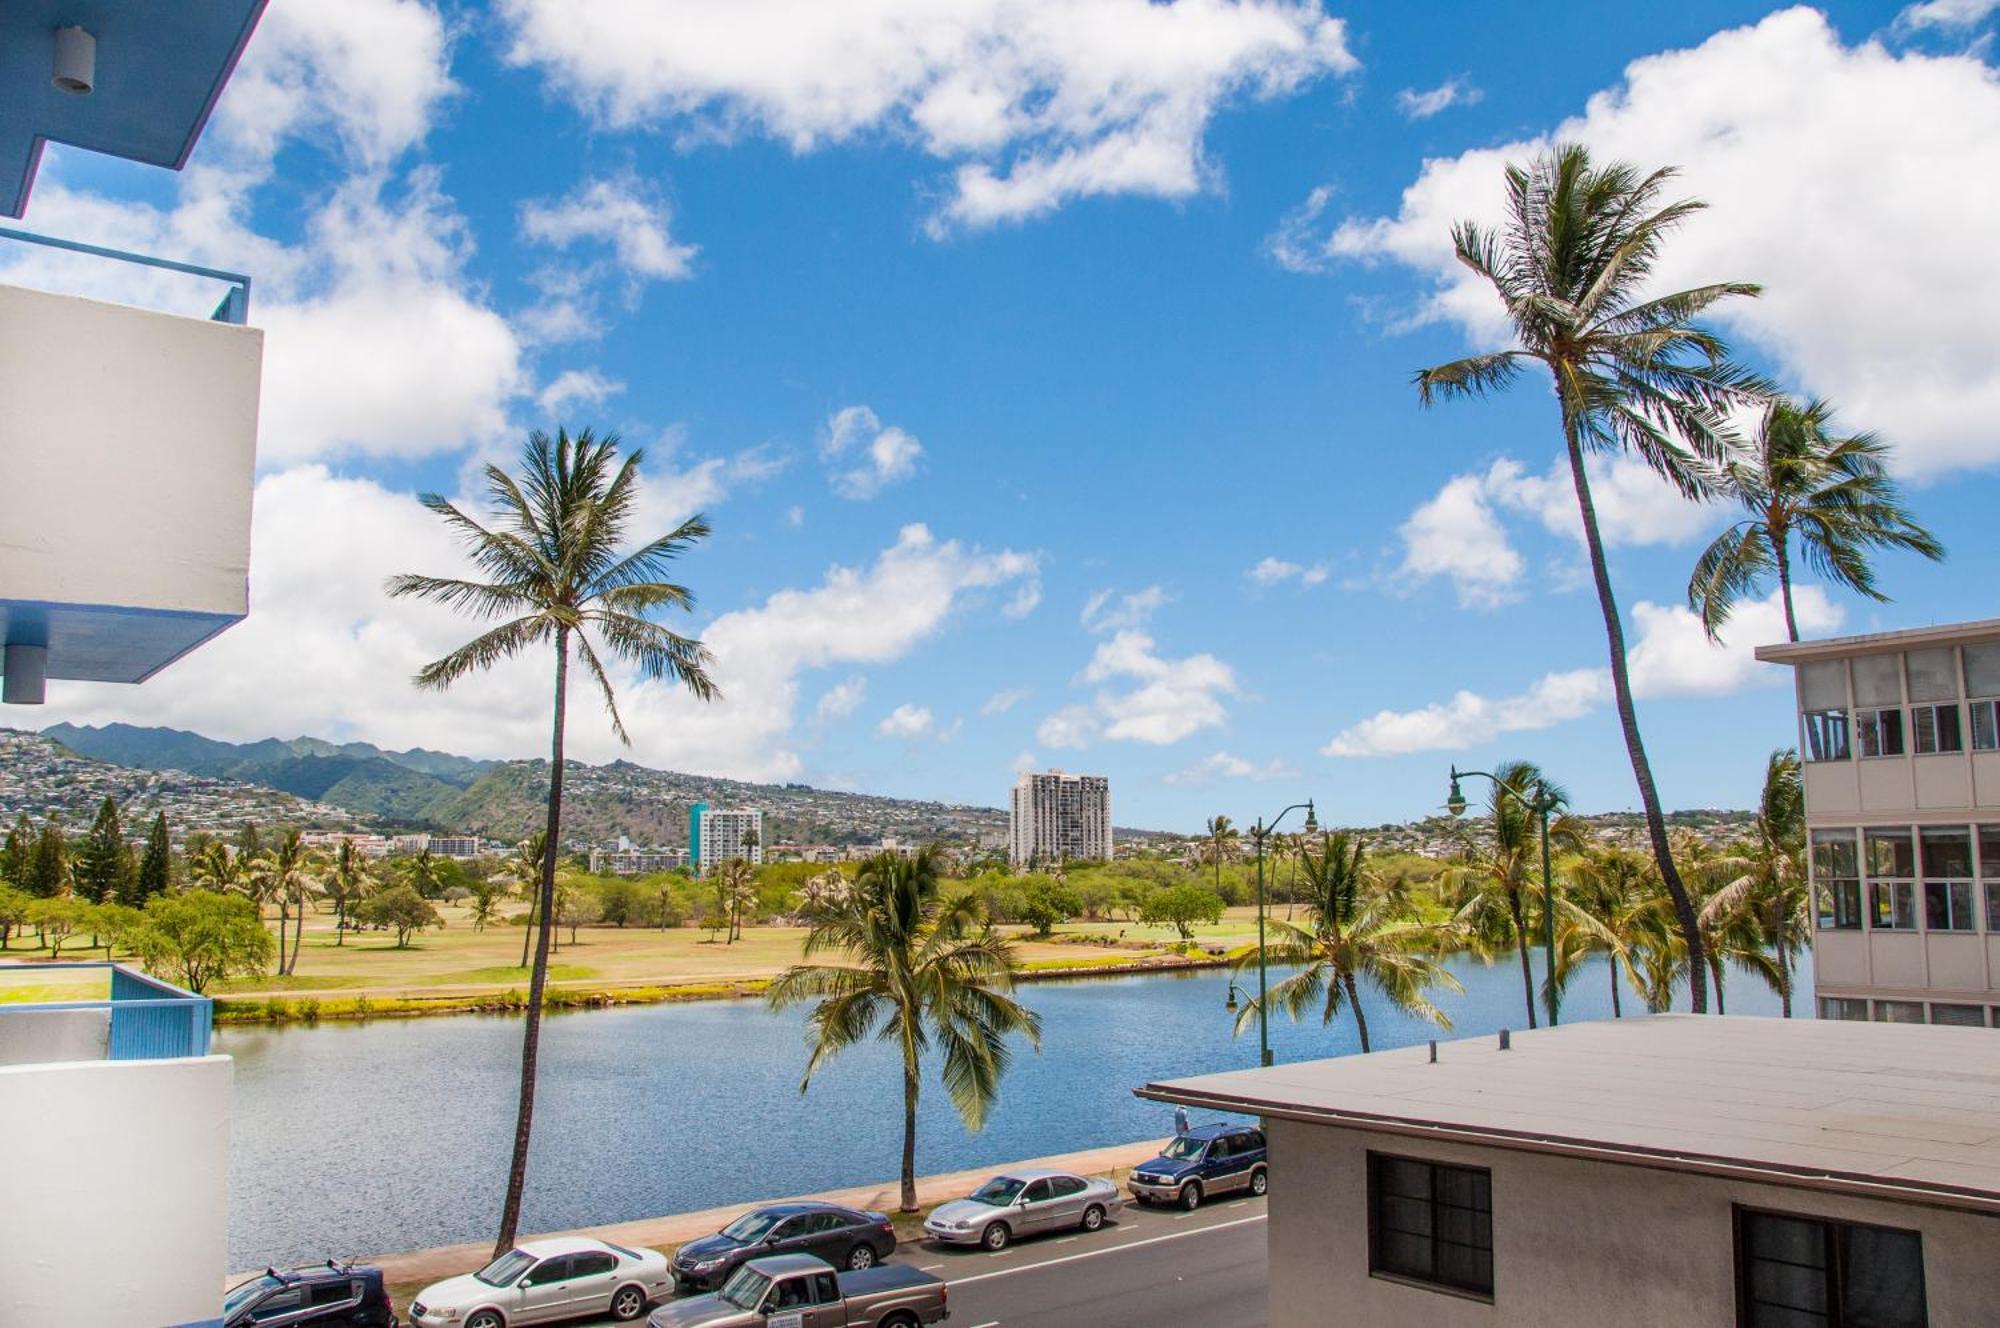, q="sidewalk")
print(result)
[266,1136,1171,1292]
